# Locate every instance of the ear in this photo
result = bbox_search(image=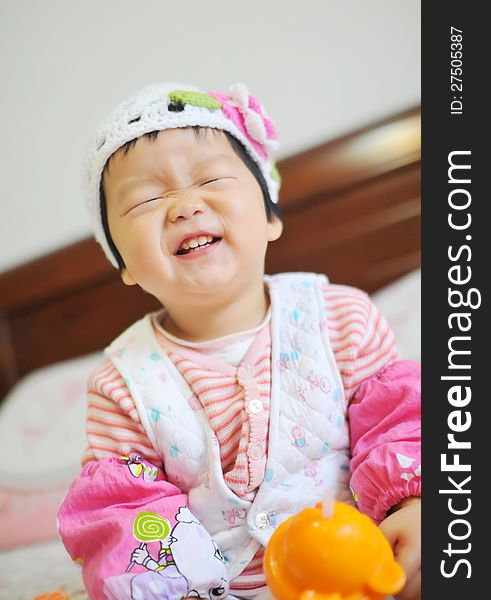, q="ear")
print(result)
[121,267,137,286]
[267,216,283,242]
